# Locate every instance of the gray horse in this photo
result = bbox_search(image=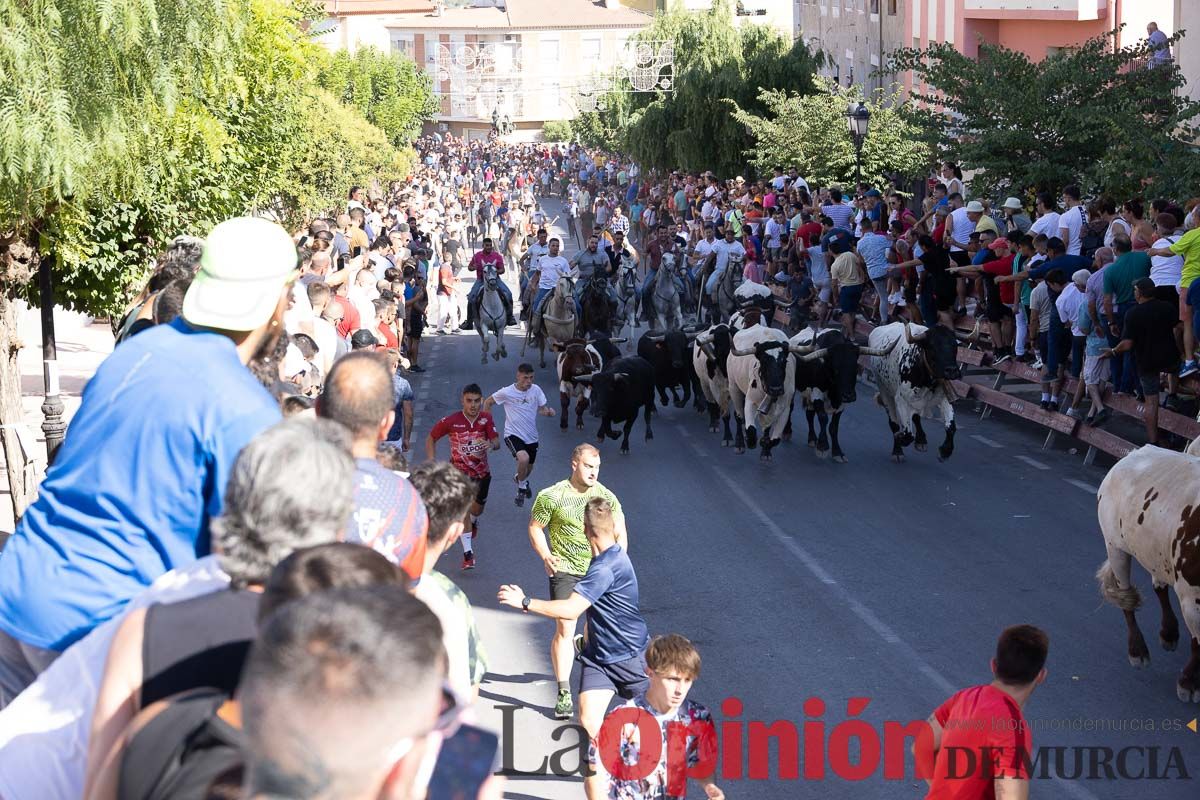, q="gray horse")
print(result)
[475,263,507,364]
[651,252,684,332]
[613,252,640,335]
[710,251,745,324]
